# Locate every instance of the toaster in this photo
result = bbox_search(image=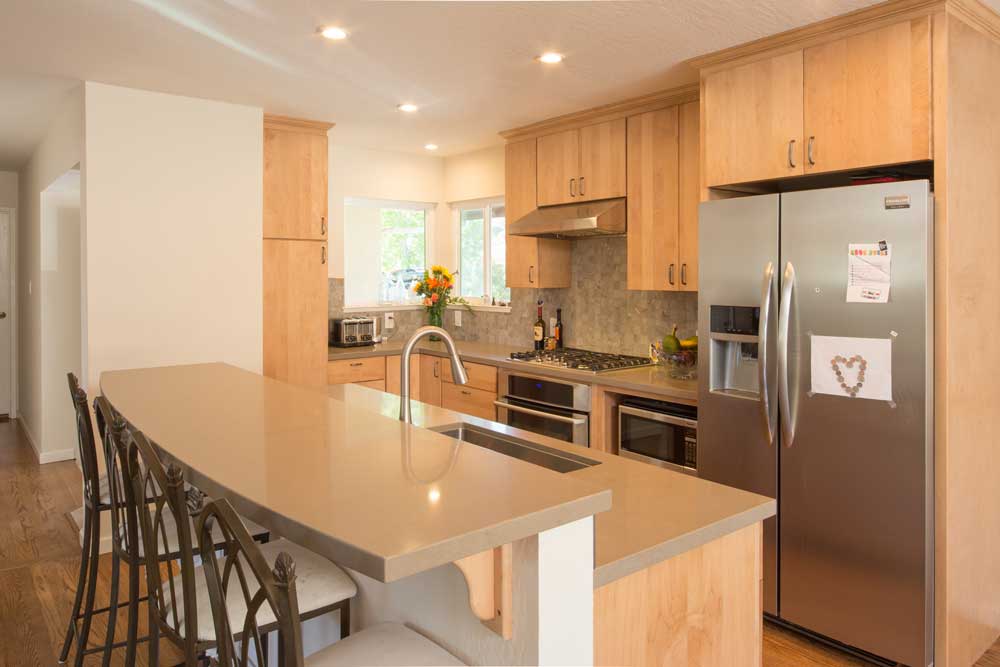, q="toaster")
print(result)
[330,317,381,347]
